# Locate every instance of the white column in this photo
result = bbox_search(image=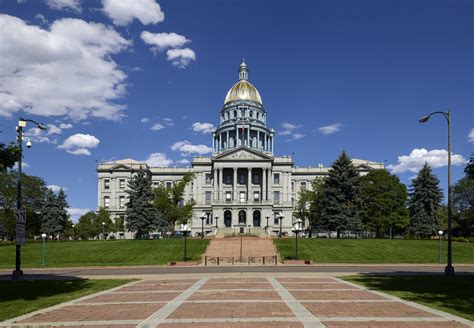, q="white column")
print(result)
[269,168,273,202]
[213,168,218,201]
[271,135,274,153]
[226,131,229,150]
[233,168,238,201]
[264,134,267,151]
[257,131,260,149]
[262,168,267,201]
[248,168,252,202]
[247,127,250,146]
[236,127,240,146]
[219,168,223,201]
[219,134,222,152]
[212,133,215,152]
